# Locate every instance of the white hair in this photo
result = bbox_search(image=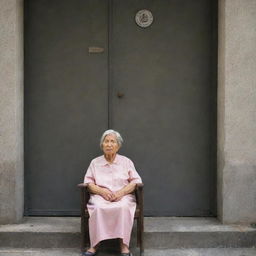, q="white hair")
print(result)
[100,129,123,149]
